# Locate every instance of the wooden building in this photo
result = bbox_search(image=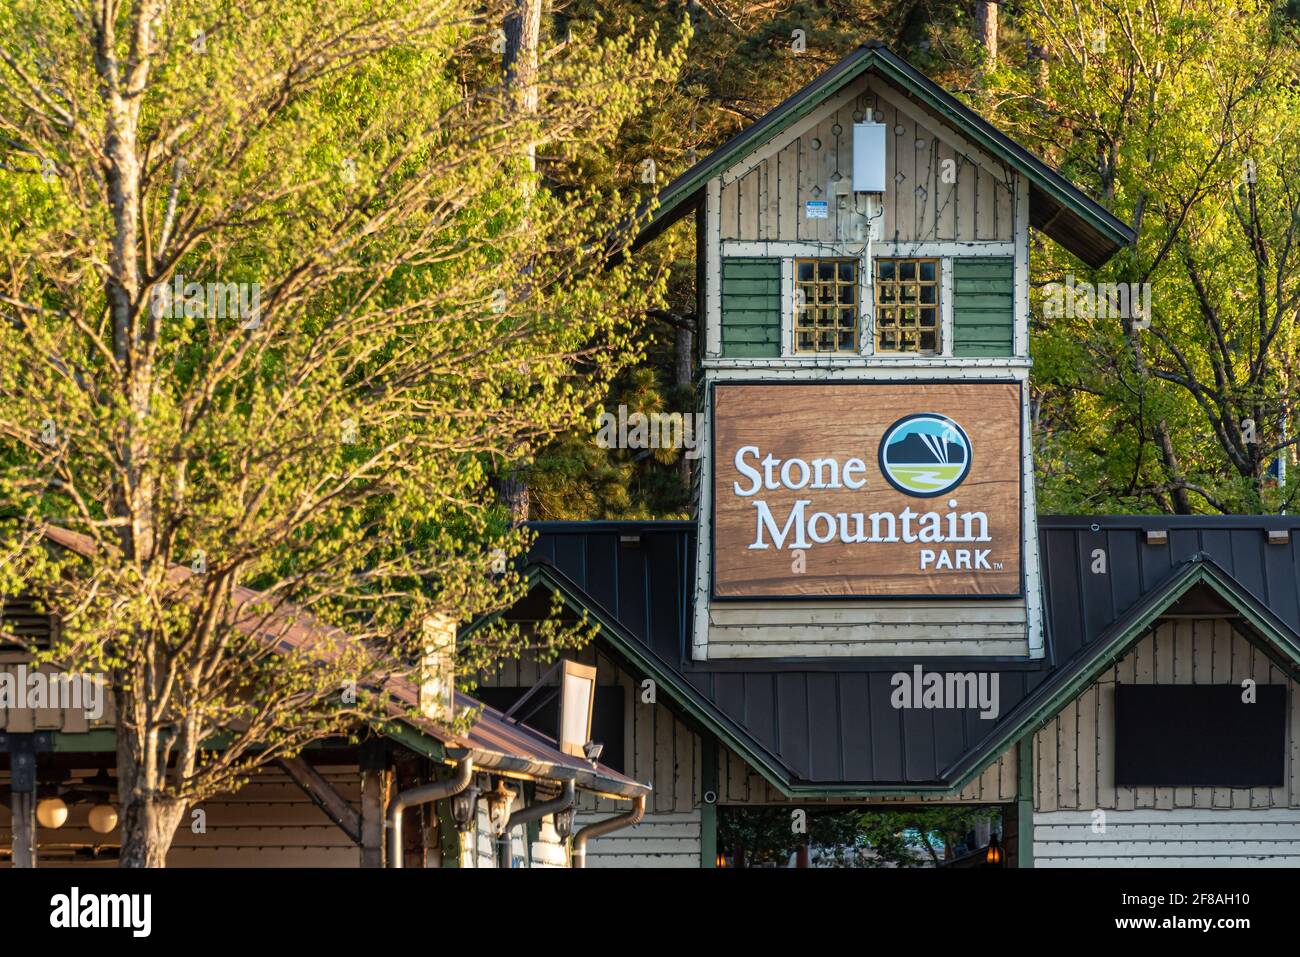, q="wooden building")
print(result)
[1,530,649,869]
